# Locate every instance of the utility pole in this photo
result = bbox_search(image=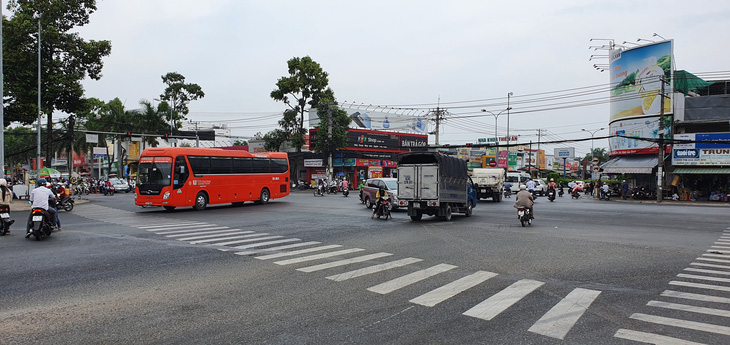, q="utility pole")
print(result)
[536,129,545,179]
[434,105,441,146]
[657,76,667,203]
[327,103,333,183]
